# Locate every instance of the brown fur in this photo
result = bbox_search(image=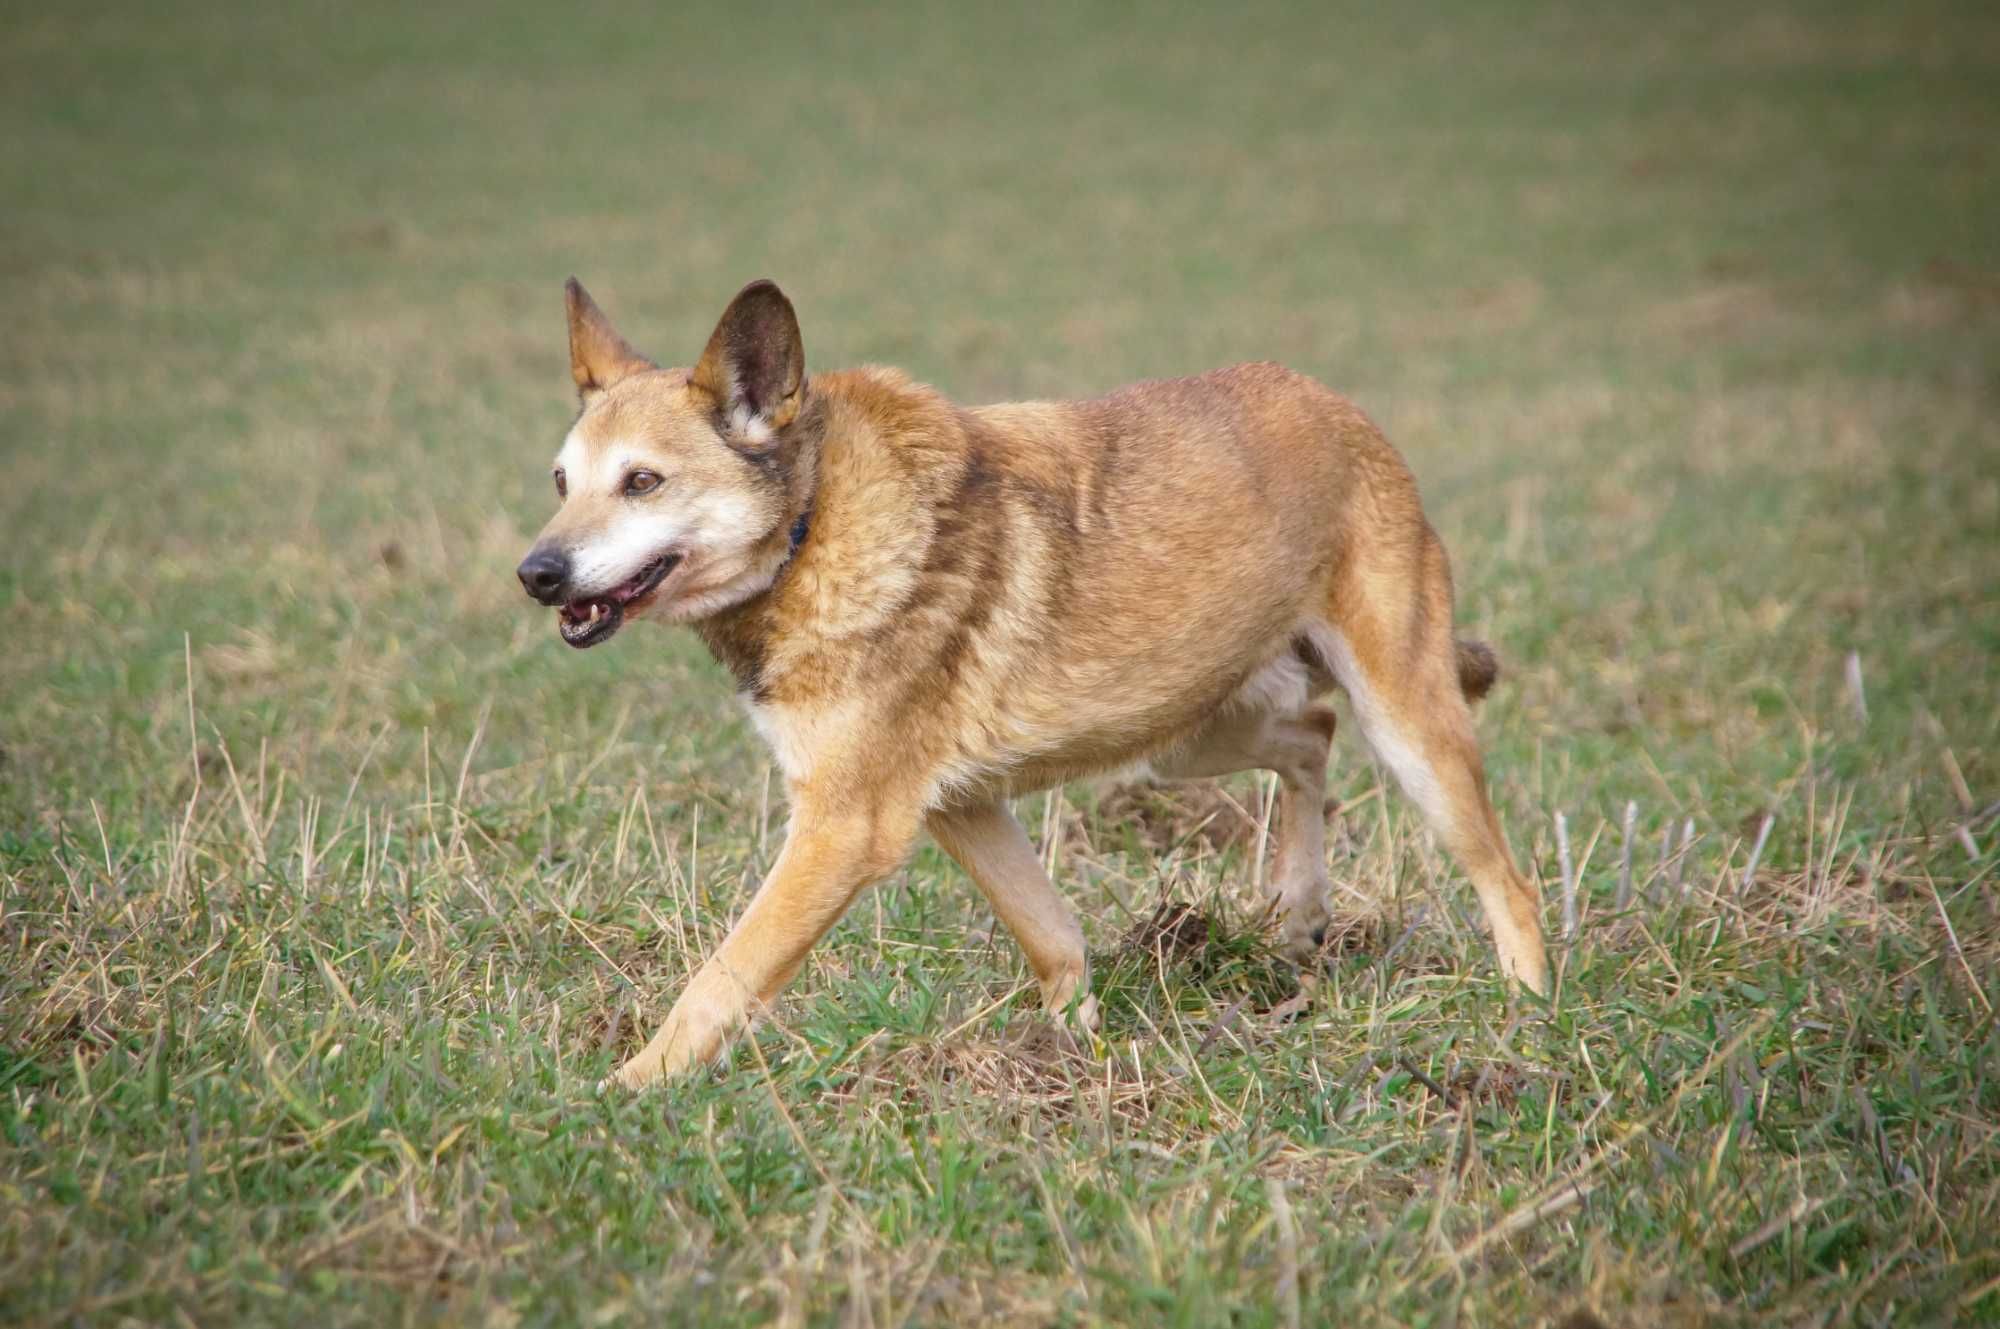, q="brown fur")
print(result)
[518,279,1549,1089]
[1457,639,1501,702]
